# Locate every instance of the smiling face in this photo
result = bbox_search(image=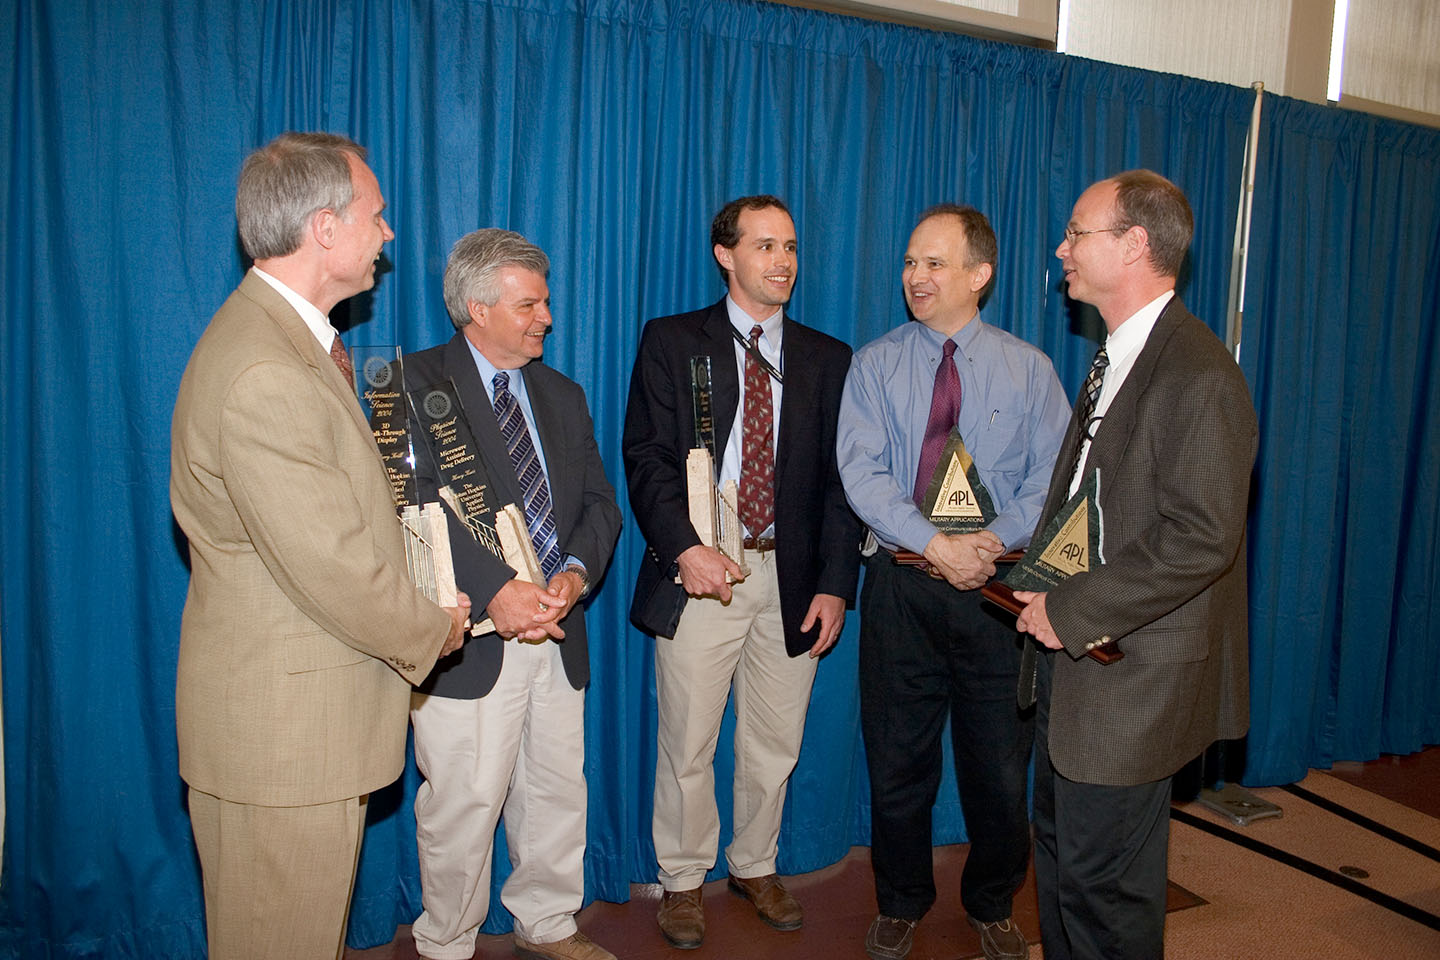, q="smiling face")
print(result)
[902,214,992,337]
[462,266,552,369]
[329,154,394,299]
[714,205,796,322]
[1055,180,1126,309]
